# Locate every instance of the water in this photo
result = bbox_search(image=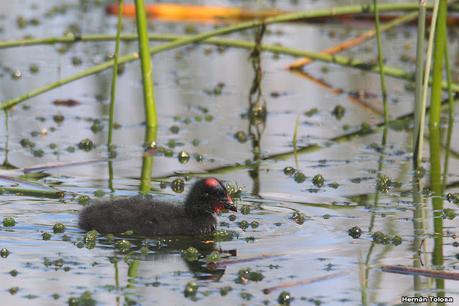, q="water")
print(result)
[1,0,459,305]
